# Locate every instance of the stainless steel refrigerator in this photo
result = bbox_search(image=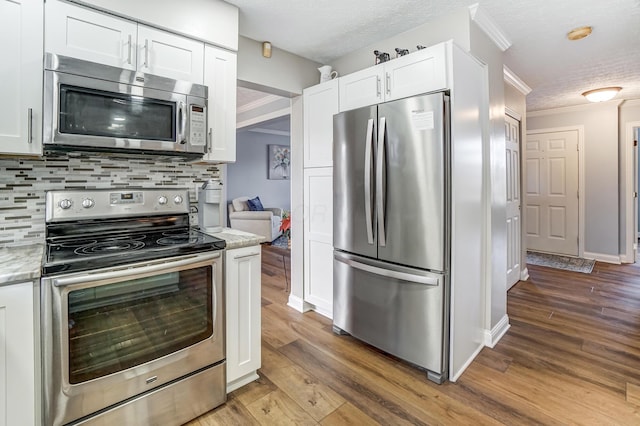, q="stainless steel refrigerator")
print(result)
[333,91,450,384]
